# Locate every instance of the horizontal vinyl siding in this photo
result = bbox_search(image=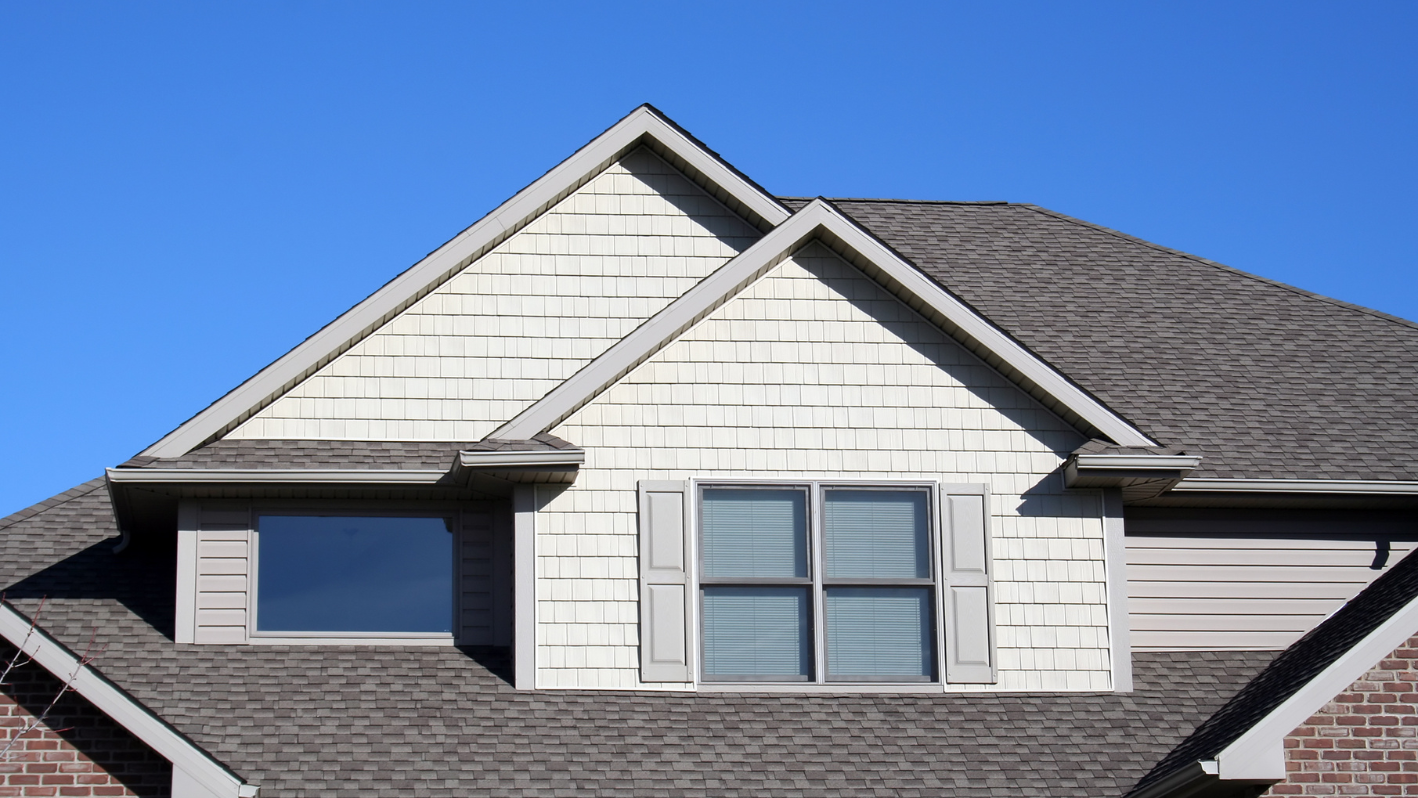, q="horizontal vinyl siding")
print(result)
[194,506,250,644]
[458,501,509,645]
[1127,535,1416,651]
